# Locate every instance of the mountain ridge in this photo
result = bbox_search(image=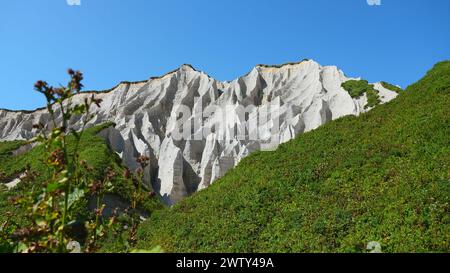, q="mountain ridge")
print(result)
[0,58,358,113]
[0,59,399,205]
